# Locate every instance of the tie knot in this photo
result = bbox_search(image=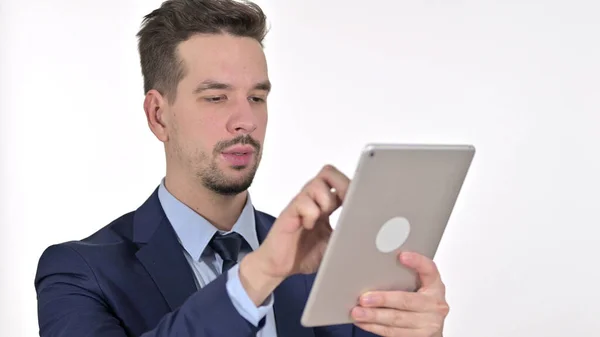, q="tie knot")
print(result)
[208,232,244,272]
